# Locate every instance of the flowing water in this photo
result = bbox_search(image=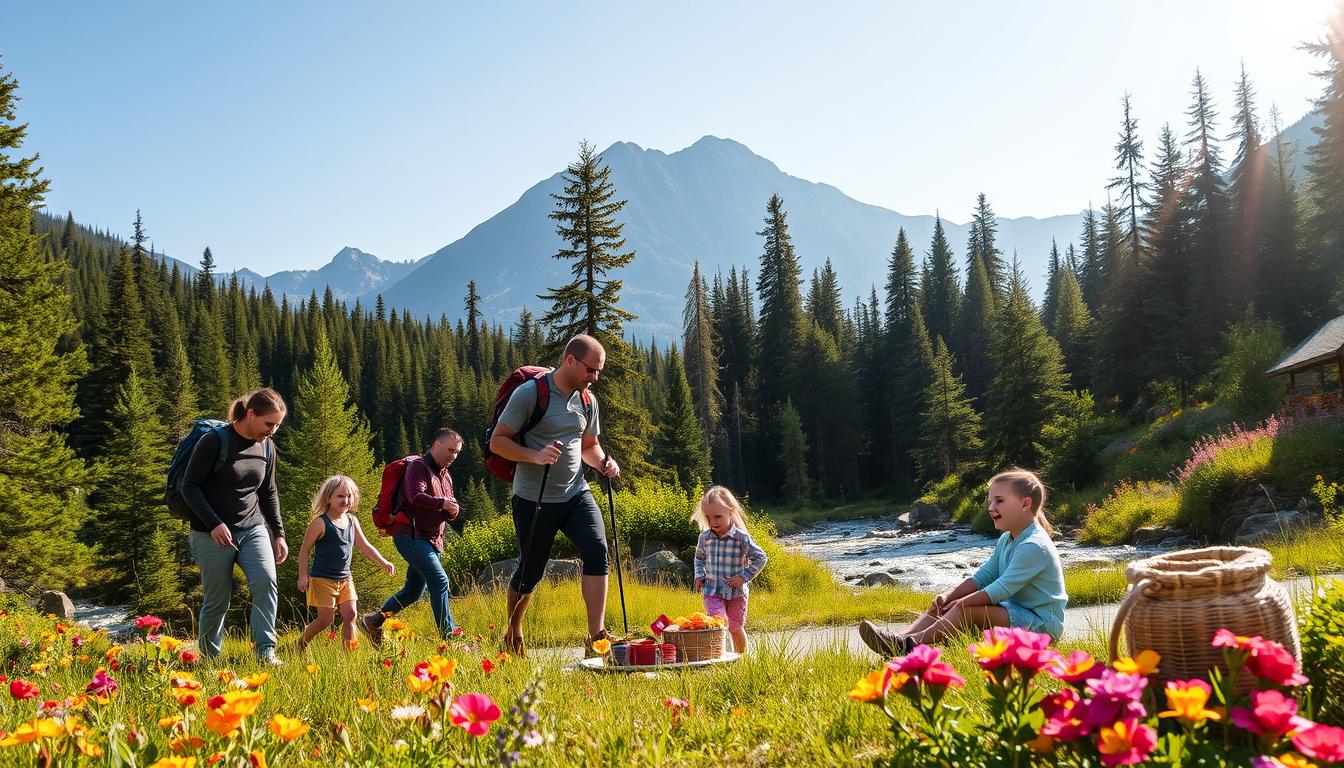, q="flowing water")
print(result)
[779,519,1173,593]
